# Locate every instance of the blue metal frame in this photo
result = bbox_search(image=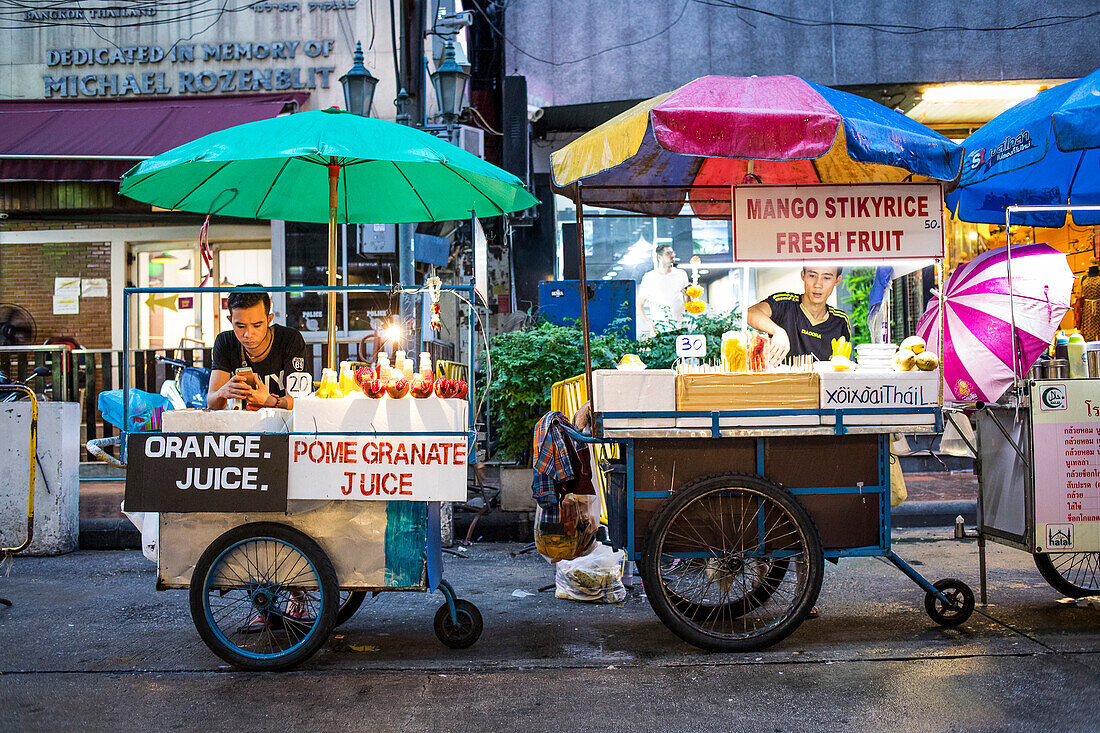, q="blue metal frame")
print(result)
[598,407,939,438]
[563,411,952,605]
